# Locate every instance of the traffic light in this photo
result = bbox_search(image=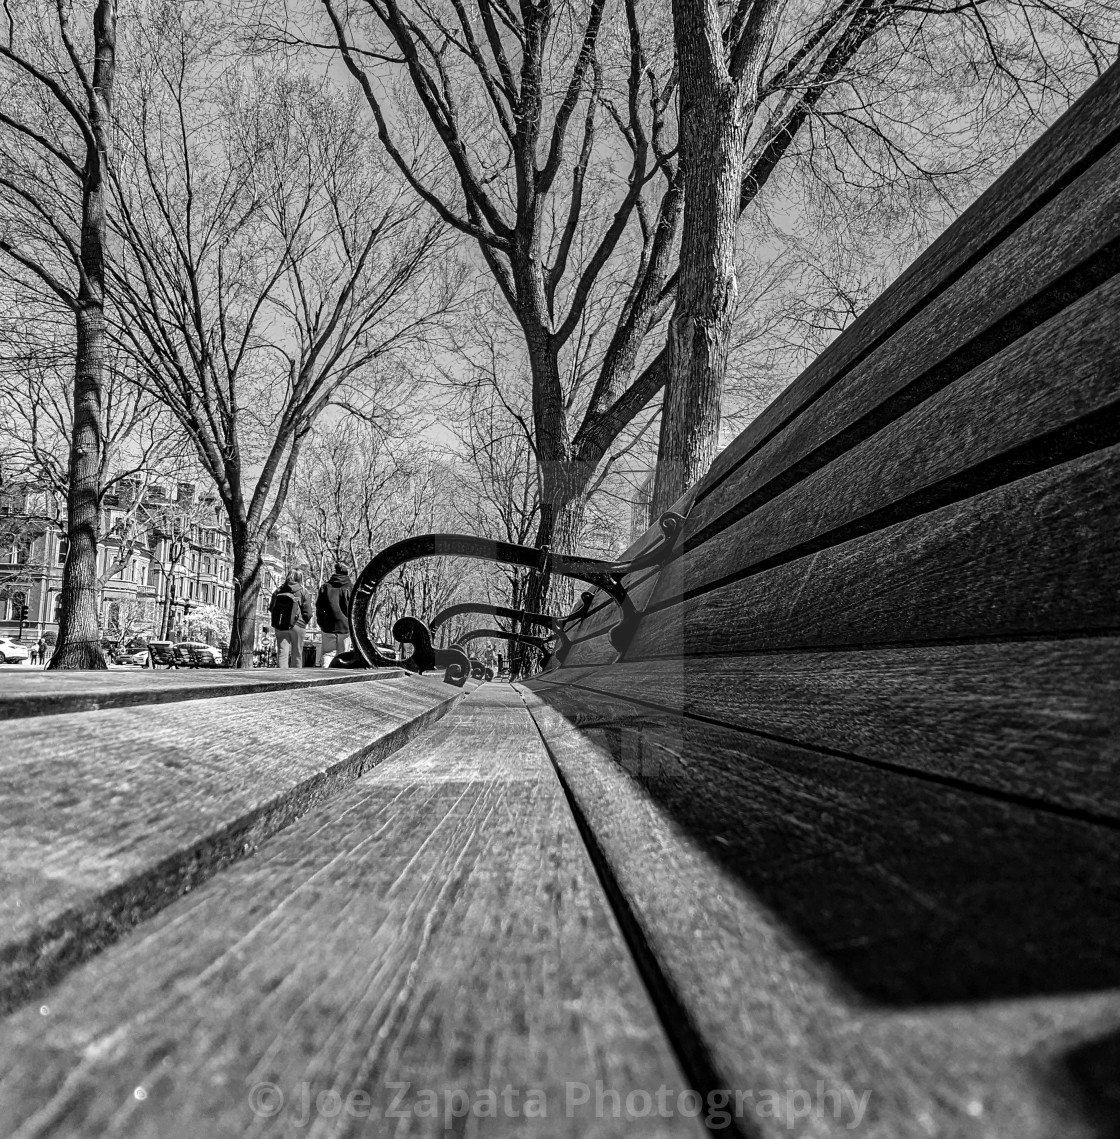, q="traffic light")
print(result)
[19,605,28,621]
